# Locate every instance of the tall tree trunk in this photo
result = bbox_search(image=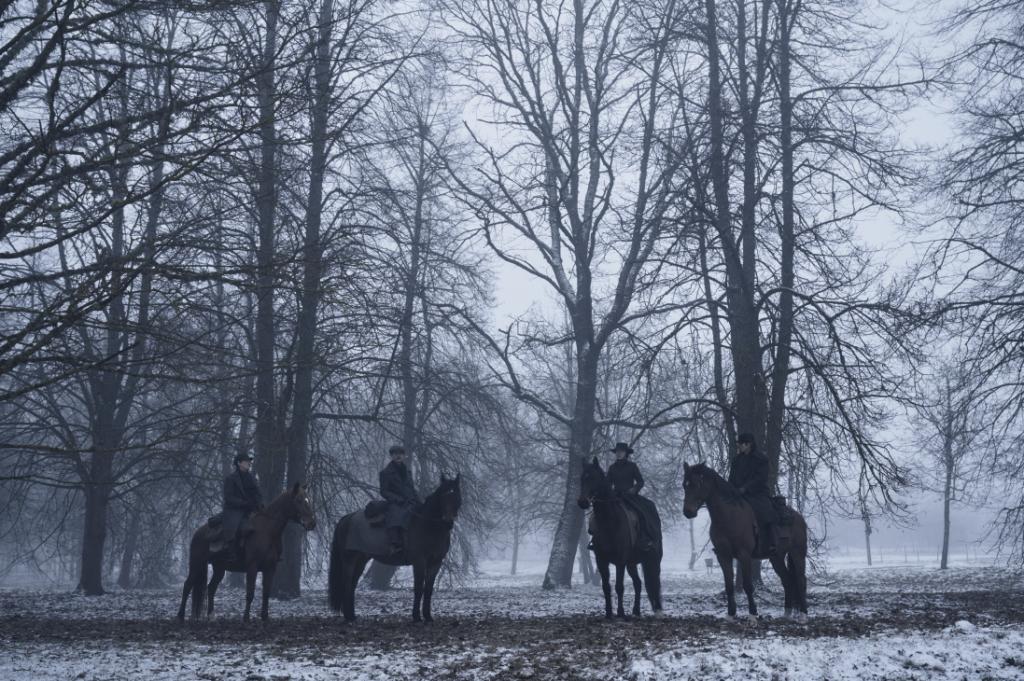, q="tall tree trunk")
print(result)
[941,452,953,570]
[577,530,596,585]
[704,0,762,444]
[117,509,140,589]
[279,0,332,600]
[400,125,427,473]
[688,519,698,570]
[764,0,796,475]
[863,510,873,566]
[511,513,520,576]
[543,350,596,589]
[254,0,282,500]
[79,471,112,595]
